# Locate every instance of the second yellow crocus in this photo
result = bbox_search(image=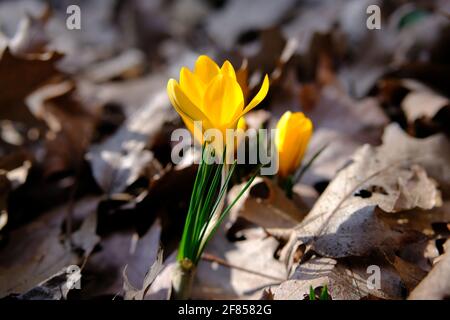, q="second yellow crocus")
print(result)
[275,111,313,178]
